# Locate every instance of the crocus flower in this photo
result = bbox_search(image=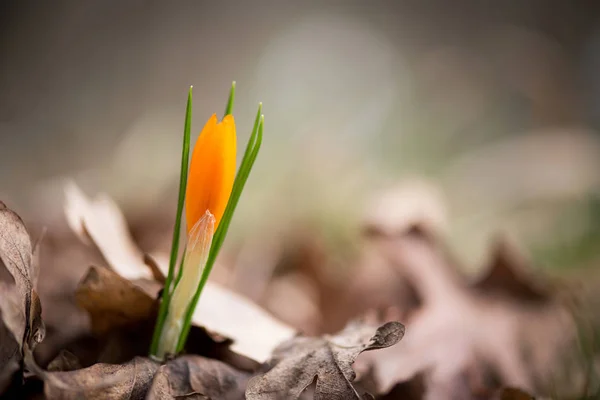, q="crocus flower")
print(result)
[157,113,237,358]
[185,114,237,233]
